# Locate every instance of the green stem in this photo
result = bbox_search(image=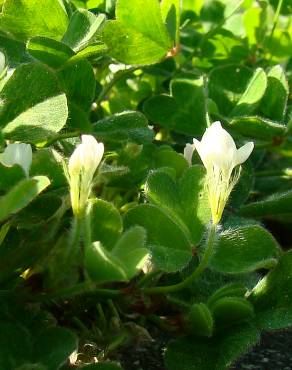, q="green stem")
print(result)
[97,303,107,330]
[108,299,120,319]
[143,224,217,295]
[30,282,121,303]
[203,75,211,127]
[147,314,177,332]
[44,131,80,147]
[72,316,90,334]
[95,66,139,105]
[68,217,83,255]
[137,270,163,288]
[198,1,242,48]
[267,0,284,45]
[83,203,92,248]
[106,332,129,353]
